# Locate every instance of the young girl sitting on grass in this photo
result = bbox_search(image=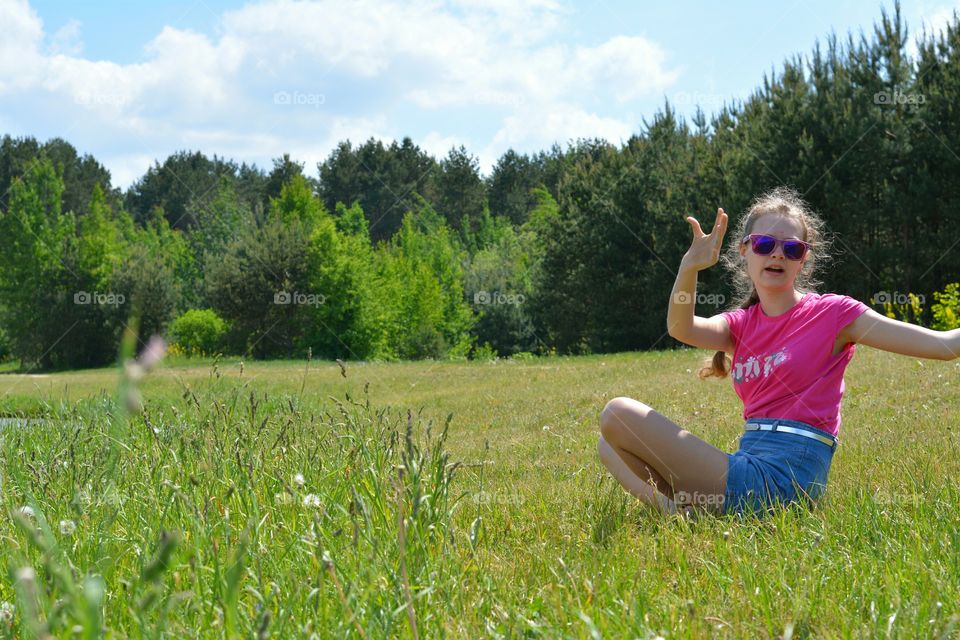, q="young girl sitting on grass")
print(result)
[597,186,960,518]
